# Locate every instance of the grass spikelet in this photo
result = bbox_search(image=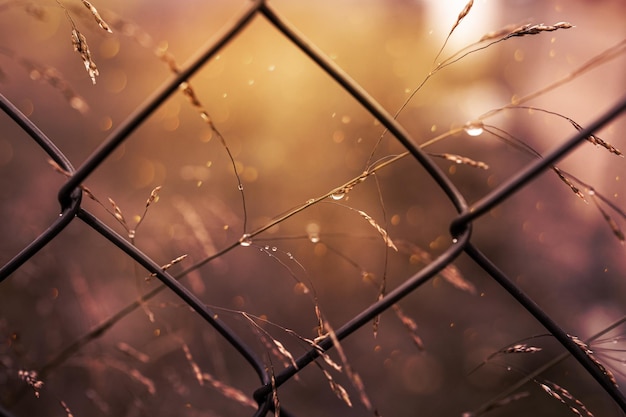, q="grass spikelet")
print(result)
[433,0,474,65]
[59,401,74,417]
[570,334,619,386]
[395,240,476,294]
[507,22,573,38]
[132,185,163,237]
[202,371,257,409]
[70,29,99,84]
[325,323,377,414]
[146,254,188,280]
[392,304,424,350]
[468,335,546,376]
[79,0,112,33]
[107,197,127,226]
[355,209,398,251]
[18,369,44,398]
[504,106,622,157]
[430,153,489,169]
[322,369,352,407]
[272,338,298,370]
[241,313,298,370]
[502,344,542,354]
[181,343,204,387]
[270,369,280,416]
[536,380,593,417]
[568,119,622,156]
[146,186,162,207]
